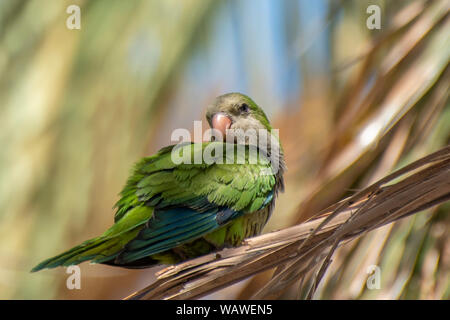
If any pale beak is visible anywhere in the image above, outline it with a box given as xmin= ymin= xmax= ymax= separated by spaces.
xmin=211 ymin=113 xmax=232 ymax=139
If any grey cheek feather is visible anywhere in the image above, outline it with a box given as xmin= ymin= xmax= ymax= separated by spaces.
xmin=232 ymin=117 xmax=265 ymax=131
xmin=227 ymin=117 xmax=266 ymax=145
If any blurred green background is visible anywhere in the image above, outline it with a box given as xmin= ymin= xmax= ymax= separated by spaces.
xmin=0 ymin=0 xmax=448 ymax=299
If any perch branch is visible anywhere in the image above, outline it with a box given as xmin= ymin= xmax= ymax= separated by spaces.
xmin=125 ymin=145 xmax=450 ymax=300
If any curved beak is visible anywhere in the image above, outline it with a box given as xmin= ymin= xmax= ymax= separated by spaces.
xmin=211 ymin=113 xmax=232 ymax=139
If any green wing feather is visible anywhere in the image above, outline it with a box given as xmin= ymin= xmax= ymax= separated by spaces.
xmin=32 ymin=142 xmax=277 ymax=271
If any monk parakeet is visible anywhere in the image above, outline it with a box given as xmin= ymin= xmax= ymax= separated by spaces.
xmin=32 ymin=93 xmax=285 ymax=271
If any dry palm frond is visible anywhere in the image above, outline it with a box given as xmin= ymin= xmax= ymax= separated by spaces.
xmin=242 ymin=0 xmax=450 ymax=300
xmin=292 ymin=0 xmax=449 ymax=223
xmin=125 ymin=145 xmax=450 ymax=300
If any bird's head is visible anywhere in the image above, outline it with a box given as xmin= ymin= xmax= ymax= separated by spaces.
xmin=206 ymin=93 xmax=285 ymax=175
xmin=206 ymin=93 xmax=274 ymax=144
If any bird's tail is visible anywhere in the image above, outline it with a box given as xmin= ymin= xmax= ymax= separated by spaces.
xmin=30 ymin=235 xmax=124 ymax=272
xmin=31 ymin=206 xmax=155 ymax=272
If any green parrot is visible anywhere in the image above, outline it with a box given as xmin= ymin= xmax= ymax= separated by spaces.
xmin=31 ymin=93 xmax=285 ymax=272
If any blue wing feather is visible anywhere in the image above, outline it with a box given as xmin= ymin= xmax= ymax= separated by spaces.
xmin=116 ymin=206 xmax=241 ymax=263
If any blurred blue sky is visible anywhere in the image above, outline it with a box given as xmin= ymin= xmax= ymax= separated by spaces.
xmin=172 ymin=0 xmax=331 ymax=122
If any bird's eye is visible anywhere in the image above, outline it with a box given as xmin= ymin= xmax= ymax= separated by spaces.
xmin=239 ymin=103 xmax=250 ymax=113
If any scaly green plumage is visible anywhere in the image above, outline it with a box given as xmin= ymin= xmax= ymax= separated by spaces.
xmin=32 ymin=93 xmax=285 ymax=272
